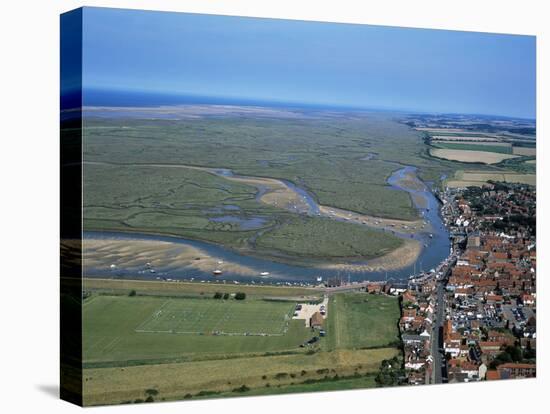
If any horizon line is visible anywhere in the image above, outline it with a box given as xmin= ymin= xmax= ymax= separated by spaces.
xmin=78 ymin=87 xmax=536 ymax=121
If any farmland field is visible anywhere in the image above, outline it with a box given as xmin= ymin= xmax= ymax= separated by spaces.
xmin=430 ymin=135 xmax=499 ymax=141
xmin=431 ymin=142 xmax=512 ymax=154
xmin=430 ymin=148 xmax=519 ymax=164
xmin=83 ymin=347 xmax=399 ymax=405
xmin=325 ymin=293 xmax=401 ymax=350
xmin=211 ymin=374 xmax=378 ymax=398
xmin=512 ymin=146 xmax=537 ymax=156
xmin=446 ymin=170 xmax=536 ymax=187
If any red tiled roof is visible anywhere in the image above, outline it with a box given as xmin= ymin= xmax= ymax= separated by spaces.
xmin=486 ymin=370 xmax=501 ymax=380
xmin=498 ymin=363 xmax=536 ymax=370
xmin=479 ymin=341 xmax=503 ymax=349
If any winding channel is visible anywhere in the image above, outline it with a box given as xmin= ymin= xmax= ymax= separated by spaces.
xmin=83 ymin=162 xmax=450 ymax=284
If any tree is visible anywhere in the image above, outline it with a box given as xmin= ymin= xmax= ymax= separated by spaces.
xmin=235 ymin=292 xmax=246 ymax=300
xmin=223 ymin=293 xmax=230 ymax=300
xmin=128 ymin=290 xmax=137 ymax=297
xmin=213 ymin=292 xmax=223 ymax=299
xmin=375 ymin=356 xmax=404 ymax=387
xmin=505 ymin=345 xmax=523 ymax=362
xmin=232 ymin=385 xmax=250 ymax=393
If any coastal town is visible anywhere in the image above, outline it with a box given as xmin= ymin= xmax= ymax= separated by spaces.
xmin=370 ymin=180 xmax=537 ymax=385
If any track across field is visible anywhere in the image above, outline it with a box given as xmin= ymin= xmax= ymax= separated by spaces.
xmin=135 ymin=298 xmax=294 ymax=336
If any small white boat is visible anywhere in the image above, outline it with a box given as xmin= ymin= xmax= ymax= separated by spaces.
xmin=260 ymin=271 xmax=270 ymax=276
xmin=213 ymin=269 xmax=223 ymax=275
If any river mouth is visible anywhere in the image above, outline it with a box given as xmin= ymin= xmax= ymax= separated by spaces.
xmin=83 ymin=163 xmax=450 ymax=284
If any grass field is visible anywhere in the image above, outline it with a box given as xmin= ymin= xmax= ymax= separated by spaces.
xmin=512 ymin=146 xmax=537 ymax=156
xmin=431 ymin=141 xmax=512 ymax=154
xmin=83 ymin=278 xmax=323 ymax=299
xmin=82 ymin=280 xmax=402 ymax=405
xmin=430 ymin=148 xmax=518 ymax=164
xmin=430 ymin=135 xmax=499 ymax=141
xmin=446 ymin=170 xmax=536 ymax=187
xmin=83 ymin=295 xmax=311 ymax=364
xmin=135 ymin=297 xmax=293 ymax=335
xmin=84 ymin=161 xmax=405 ymax=264
xmin=82 ymin=113 xmax=457 ymax=262
xmin=325 ymin=293 xmax=401 ymax=350
xmin=83 ymin=113 xmax=452 ymax=216
xmin=254 ymin=216 xmax=403 ymax=262
xmin=83 ymin=347 xmax=398 ymax=405
xmin=210 ymin=374 xmax=378 ymax=399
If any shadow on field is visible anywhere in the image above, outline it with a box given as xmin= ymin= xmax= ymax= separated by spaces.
xmin=36 ymin=384 xmax=59 ymax=399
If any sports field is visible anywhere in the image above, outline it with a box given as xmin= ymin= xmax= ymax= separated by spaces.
xmin=83 ymin=295 xmax=312 ymax=363
xmin=135 ymin=298 xmax=293 ymax=335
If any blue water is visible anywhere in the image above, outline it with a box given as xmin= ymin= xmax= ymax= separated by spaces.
xmin=387 ymin=166 xmax=450 ymax=272
xmin=82 ymin=88 xmax=365 ymax=112
xmin=84 ymin=165 xmax=450 ymax=284
xmin=282 ymin=180 xmax=320 ymax=215
xmin=209 ymin=215 xmax=267 ymax=230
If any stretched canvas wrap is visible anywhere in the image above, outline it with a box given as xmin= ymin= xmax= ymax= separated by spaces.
xmin=60 ymin=7 xmax=537 ymax=406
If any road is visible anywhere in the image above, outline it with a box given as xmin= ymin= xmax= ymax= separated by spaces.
xmin=324 ymin=281 xmax=373 ymax=295
xmin=431 ymin=258 xmax=455 ymax=384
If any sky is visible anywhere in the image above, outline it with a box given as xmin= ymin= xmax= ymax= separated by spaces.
xmin=81 ymin=7 xmax=536 ymax=118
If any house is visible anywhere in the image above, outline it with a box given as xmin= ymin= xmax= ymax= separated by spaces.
xmin=479 ymin=341 xmax=503 ymax=354
xmin=367 ymin=283 xmax=383 ymax=294
xmin=486 ymin=370 xmax=501 ymax=381
xmin=403 ymin=308 xmax=417 ymax=319
xmin=402 ymin=291 xmax=417 ymax=304
xmin=326 ymin=278 xmax=342 ymax=287
xmin=520 ymin=294 xmax=535 ymax=305
xmin=309 ymin=312 xmax=324 ymax=329
xmin=402 ymin=334 xmax=429 ymax=345
xmin=497 ymin=363 xmax=536 ymax=379
xmin=407 ymin=371 xmax=426 ymax=385
xmin=487 ymin=330 xmax=515 ymax=346
xmin=405 ymin=358 xmax=427 ymax=370
xmin=486 ymin=294 xmax=504 ymax=305
xmin=454 ymin=287 xmax=473 ymax=298
xmin=448 ymin=360 xmax=485 ymax=381
xmin=443 ymin=320 xmax=461 ymax=357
